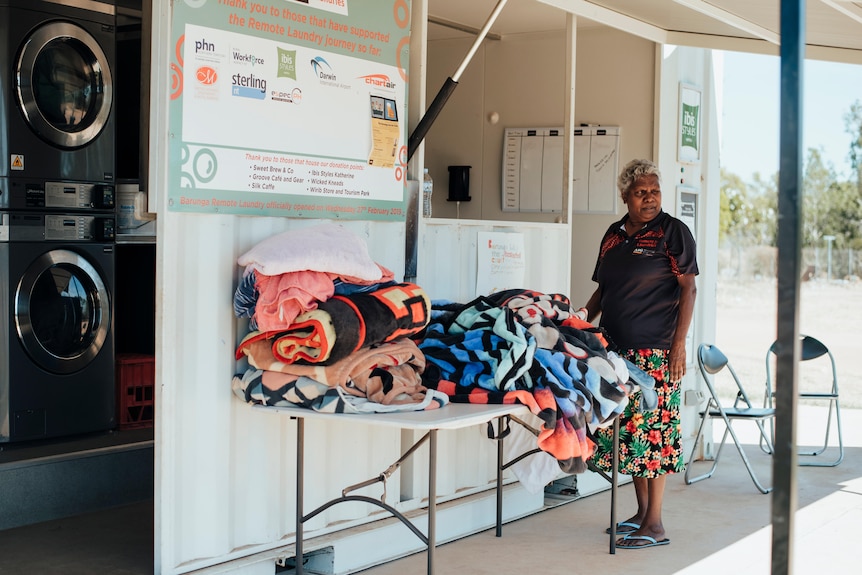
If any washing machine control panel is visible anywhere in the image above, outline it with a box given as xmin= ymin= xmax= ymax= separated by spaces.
xmin=0 ymin=213 xmax=115 ymax=242
xmin=43 ymin=182 xmax=115 ymax=210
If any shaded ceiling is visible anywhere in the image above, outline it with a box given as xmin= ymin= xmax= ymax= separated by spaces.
xmin=428 ymin=0 xmax=862 ymax=63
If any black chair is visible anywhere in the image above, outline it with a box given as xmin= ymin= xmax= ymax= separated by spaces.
xmin=685 ymin=343 xmax=775 ymax=494
xmin=764 ymin=335 xmax=844 ymax=467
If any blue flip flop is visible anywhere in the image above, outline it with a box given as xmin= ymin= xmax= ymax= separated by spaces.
xmin=605 ymin=521 xmax=640 ymax=535
xmin=617 ymin=534 xmax=671 ymax=549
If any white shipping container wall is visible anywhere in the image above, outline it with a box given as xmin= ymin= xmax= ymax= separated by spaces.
xmin=156 ymin=214 xmax=527 ymax=573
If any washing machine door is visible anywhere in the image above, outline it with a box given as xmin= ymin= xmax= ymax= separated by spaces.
xmin=14 ymin=249 xmax=111 ymax=375
xmin=15 ymin=20 xmax=113 ymax=149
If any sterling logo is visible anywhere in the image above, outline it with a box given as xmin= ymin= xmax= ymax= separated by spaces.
xmin=196 ymin=66 xmax=217 ymax=85
xmin=310 ymin=56 xmax=336 ymax=81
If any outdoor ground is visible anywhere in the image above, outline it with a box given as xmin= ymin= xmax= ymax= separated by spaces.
xmin=714 ymin=277 xmax=861 ymax=408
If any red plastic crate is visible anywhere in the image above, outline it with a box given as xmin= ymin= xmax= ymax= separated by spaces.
xmin=116 ymin=353 xmax=155 ymax=429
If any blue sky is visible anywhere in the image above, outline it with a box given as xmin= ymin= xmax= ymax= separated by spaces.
xmin=718 ymin=50 xmax=862 ymax=182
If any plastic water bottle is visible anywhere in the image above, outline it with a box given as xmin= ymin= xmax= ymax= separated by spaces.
xmin=422 ymin=168 xmax=433 ymax=217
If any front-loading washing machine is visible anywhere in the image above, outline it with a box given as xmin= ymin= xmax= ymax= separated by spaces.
xmin=0 ymin=211 xmax=116 ymax=442
xmin=0 ymin=0 xmax=116 ymax=183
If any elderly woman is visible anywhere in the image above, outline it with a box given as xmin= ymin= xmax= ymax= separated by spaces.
xmin=581 ymin=158 xmax=698 ymax=549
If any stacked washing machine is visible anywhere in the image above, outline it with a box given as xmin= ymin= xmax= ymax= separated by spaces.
xmin=0 ymin=0 xmax=117 ymax=442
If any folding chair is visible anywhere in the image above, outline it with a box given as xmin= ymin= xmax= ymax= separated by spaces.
xmin=685 ymin=343 xmax=775 ymax=494
xmin=764 ymin=335 xmax=844 ymax=467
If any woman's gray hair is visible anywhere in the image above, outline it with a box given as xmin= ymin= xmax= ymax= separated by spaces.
xmin=617 ymin=159 xmax=662 ymax=201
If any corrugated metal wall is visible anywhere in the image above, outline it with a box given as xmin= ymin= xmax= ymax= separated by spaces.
xmin=158 ymin=216 xmax=563 ymax=574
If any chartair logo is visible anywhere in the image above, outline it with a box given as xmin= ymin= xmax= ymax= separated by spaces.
xmin=310 ymin=56 xmax=336 ymax=81
xmin=359 ymin=74 xmax=396 ymax=90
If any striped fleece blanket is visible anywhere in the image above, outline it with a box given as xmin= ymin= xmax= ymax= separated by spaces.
xmin=233 ymin=338 xmax=448 ymax=413
xmin=236 ymin=283 xmax=431 ymax=366
xmin=418 ymin=289 xmax=655 ymax=474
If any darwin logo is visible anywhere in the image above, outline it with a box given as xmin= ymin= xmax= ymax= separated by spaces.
xmin=310 ymin=56 xmax=336 ymax=81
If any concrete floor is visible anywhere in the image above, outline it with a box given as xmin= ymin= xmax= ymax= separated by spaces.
xmin=0 ymin=405 xmax=857 ymax=575
xmin=359 ymin=404 xmax=860 ymax=575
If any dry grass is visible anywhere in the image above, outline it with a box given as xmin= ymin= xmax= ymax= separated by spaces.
xmin=714 ymin=277 xmax=862 ymax=408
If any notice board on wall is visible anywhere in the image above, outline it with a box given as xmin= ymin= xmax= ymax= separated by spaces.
xmin=502 ymin=127 xmax=564 ymax=213
xmin=571 ymin=126 xmax=620 ymax=214
xmin=502 ymin=126 xmax=620 ymax=214
xmin=167 ymin=0 xmax=412 ymax=221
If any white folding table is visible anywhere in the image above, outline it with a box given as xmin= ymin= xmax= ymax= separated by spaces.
xmin=254 ymin=402 xmax=621 ymax=574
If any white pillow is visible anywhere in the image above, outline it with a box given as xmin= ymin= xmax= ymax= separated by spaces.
xmin=237 ymin=223 xmax=383 ymax=280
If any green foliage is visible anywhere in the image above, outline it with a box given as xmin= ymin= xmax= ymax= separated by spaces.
xmin=719 ymin=168 xmax=777 ymax=246
xmin=721 ymin=102 xmax=862 ymax=249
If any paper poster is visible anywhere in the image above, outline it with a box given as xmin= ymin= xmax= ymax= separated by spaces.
xmin=476 ymin=232 xmax=526 ymax=296
xmin=168 ymin=0 xmax=412 ymax=221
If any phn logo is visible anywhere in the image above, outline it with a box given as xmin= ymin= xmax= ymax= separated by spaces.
xmin=194 ymin=38 xmax=215 ymax=53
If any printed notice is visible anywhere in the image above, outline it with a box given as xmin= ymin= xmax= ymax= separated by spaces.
xmin=169 ymin=1 xmax=411 ymax=221
xmin=368 ymin=95 xmax=399 ymax=168
xmin=476 ymin=232 xmax=526 ymax=296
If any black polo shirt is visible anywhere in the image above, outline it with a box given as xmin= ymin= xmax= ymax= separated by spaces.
xmin=591 ymin=210 xmax=698 ymax=350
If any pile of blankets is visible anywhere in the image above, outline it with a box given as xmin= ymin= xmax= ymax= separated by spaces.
xmin=231 ymin=223 xmax=448 ymax=413
xmin=417 ymin=289 xmax=657 ymax=474
xmin=229 ymin=223 xmax=655 ymax=474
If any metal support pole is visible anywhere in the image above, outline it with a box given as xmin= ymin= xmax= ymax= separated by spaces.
xmin=773 ymin=1 xmax=805 ymax=573
xmin=295 ymin=418 xmax=305 ymax=575
xmin=610 ymin=416 xmax=619 ymax=554
xmin=496 ymin=417 xmax=504 ymax=537
xmin=824 ymin=235 xmax=835 ymax=281
xmin=406 ymin=0 xmax=510 ymax=162
xmin=427 ymin=430 xmax=437 ymax=575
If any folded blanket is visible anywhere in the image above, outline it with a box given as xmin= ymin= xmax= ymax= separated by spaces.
xmin=233 ymin=371 xmax=448 ymax=413
xmin=253 ymin=269 xmax=335 ymax=333
xmin=236 ymin=283 xmax=431 ymax=366
xmin=232 ymin=339 xmax=448 ymax=413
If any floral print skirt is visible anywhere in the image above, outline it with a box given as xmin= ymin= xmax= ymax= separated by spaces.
xmin=591 ymin=348 xmax=684 ymax=478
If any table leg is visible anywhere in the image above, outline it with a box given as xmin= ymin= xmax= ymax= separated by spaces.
xmin=296 ymin=418 xmax=305 ymax=574
xmin=496 ymin=416 xmax=504 ymax=537
xmin=610 ymin=415 xmax=619 ymax=554
xmin=427 ymin=429 xmax=437 ymax=575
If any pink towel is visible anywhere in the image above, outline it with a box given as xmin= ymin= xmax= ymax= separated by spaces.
xmin=254 ymin=270 xmax=335 ymax=333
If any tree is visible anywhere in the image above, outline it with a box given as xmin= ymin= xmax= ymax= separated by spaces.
xmin=845 ymin=100 xmax=862 ymax=188
xmin=719 ymin=168 xmax=777 ymax=246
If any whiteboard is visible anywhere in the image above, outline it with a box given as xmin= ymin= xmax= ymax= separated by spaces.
xmin=501 ymin=127 xmax=565 ymax=213
xmin=586 ymin=127 xmax=620 ymax=214
xmin=502 ymin=126 xmax=620 ymax=214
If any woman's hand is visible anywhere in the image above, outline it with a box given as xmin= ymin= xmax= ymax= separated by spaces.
xmin=669 ymin=341 xmax=687 ymax=382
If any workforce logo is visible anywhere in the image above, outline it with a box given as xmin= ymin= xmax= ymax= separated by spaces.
xmin=232 ymin=49 xmax=265 ymax=67
xmin=277 ymin=48 xmax=297 ymax=80
xmin=310 ymin=56 xmax=336 ymax=81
